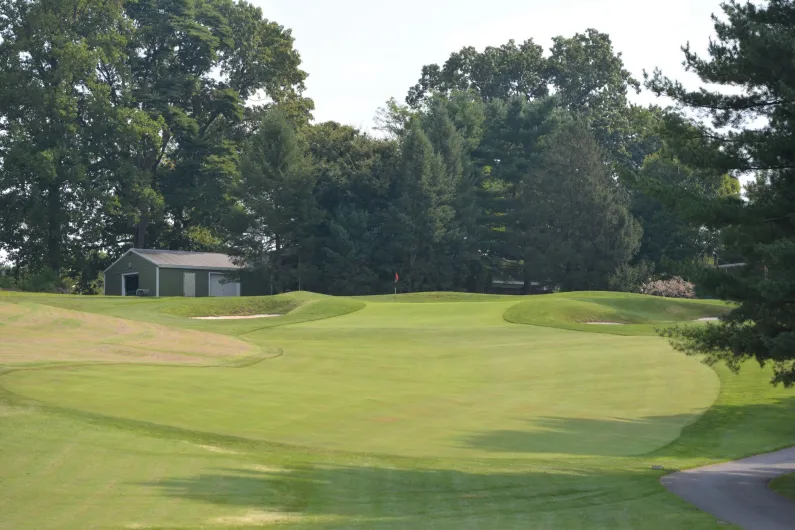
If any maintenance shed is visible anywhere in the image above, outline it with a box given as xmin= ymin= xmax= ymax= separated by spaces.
xmin=103 ymin=249 xmax=244 ymax=297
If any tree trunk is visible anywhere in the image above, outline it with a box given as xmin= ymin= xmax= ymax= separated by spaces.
xmin=47 ymin=181 xmax=61 ymax=273
xmin=135 ymin=213 xmax=148 ymax=249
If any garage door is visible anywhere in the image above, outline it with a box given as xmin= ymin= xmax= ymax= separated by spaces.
xmin=209 ymin=273 xmax=240 ymax=297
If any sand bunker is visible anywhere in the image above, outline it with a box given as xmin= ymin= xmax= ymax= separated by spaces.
xmin=696 ymin=317 xmax=720 ymax=322
xmin=191 ymin=314 xmax=281 ymax=320
xmin=0 ymin=301 xmax=254 ymax=364
xmin=584 ymin=321 xmax=623 ymax=325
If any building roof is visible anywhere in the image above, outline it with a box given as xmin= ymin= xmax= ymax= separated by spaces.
xmin=104 ymin=249 xmax=244 ymax=273
xmin=134 ymin=249 xmax=243 ymax=270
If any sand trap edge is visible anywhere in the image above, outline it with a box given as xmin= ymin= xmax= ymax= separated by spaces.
xmin=190 ymin=314 xmax=282 ymax=321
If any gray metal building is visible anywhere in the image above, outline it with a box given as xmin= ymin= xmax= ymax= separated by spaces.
xmin=103 ymin=249 xmax=244 ymax=297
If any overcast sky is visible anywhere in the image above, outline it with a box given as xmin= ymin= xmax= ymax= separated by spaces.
xmin=255 ymin=0 xmax=724 ymax=131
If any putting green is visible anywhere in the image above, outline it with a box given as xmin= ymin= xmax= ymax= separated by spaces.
xmin=2 ymin=300 xmax=719 ymax=458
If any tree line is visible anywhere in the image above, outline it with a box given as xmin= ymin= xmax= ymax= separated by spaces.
xmin=0 ymin=0 xmax=738 ymax=296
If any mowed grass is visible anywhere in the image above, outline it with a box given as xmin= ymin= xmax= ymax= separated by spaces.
xmin=505 ymin=291 xmax=731 ymax=335
xmin=771 ymin=473 xmax=795 ymax=501
xmin=1 ymin=291 xmax=794 ymax=529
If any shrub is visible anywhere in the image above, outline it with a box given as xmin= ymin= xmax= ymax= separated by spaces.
xmin=639 ymin=276 xmax=696 ymax=299
xmin=609 ymin=261 xmax=655 ymax=292
xmin=15 ymin=269 xmax=71 ymax=293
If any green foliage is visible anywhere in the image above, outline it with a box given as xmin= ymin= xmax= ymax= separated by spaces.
xmin=15 ymin=269 xmax=69 ymax=293
xmin=521 ymin=121 xmax=642 ymax=290
xmin=0 ymin=4 xmax=745 ymax=301
xmin=647 ymin=0 xmax=795 ymax=386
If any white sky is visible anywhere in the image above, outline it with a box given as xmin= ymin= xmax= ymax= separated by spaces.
xmin=255 ymin=0 xmax=724 ymax=131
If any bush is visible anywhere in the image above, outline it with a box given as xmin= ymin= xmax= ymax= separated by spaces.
xmin=15 ymin=269 xmax=71 ymax=293
xmin=638 ymin=276 xmax=696 ymax=299
xmin=609 ymin=261 xmax=655 ymax=293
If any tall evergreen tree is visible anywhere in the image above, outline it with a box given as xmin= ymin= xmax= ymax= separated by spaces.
xmin=231 ymin=110 xmax=317 ymax=293
xmin=648 ymin=0 xmax=795 ymax=385
xmin=382 ymin=121 xmax=455 ymax=291
xmin=522 ymin=121 xmax=642 ymax=290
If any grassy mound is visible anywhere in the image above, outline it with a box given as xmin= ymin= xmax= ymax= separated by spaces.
xmin=770 ymin=473 xmax=795 ymax=500
xmin=504 ymin=292 xmax=731 ymax=335
xmin=158 ymin=295 xmax=300 ymax=318
xmin=359 ymin=291 xmax=521 ymax=303
xmin=0 ymin=291 xmax=363 ymax=334
xmin=0 ymin=301 xmax=254 ymax=365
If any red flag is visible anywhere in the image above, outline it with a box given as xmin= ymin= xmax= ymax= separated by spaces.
xmin=395 ymin=272 xmax=399 ymax=283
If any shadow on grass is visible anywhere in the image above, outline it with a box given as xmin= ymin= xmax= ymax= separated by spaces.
xmin=460 ymin=396 xmax=795 ymax=459
xmin=139 ymin=463 xmax=684 ymax=529
xmin=459 ymin=414 xmax=703 ymax=456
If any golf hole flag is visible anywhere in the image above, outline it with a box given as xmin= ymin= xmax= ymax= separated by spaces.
xmin=395 ymin=272 xmax=399 ymax=283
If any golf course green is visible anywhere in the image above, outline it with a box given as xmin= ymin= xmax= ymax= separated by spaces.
xmin=1 ymin=291 xmax=794 ymax=529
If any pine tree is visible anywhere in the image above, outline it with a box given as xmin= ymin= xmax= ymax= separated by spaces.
xmin=648 ymin=0 xmax=795 ymax=385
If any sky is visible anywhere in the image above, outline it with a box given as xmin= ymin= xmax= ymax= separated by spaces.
xmin=255 ymin=0 xmax=725 ymax=132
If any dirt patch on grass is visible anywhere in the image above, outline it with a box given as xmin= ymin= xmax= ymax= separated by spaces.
xmin=249 ymin=464 xmax=289 ymax=473
xmin=0 ymin=302 xmax=254 ymax=364
xmin=188 ymin=443 xmax=241 ymax=455
xmin=212 ymin=511 xmax=302 ymax=526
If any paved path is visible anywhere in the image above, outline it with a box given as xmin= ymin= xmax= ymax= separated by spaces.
xmin=661 ymin=446 xmax=795 ymax=529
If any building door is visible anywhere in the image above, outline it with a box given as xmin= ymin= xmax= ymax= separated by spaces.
xmin=209 ymin=273 xmax=240 ymax=297
xmin=122 ymin=273 xmax=139 ymax=297
xmin=183 ymin=272 xmax=196 ymax=297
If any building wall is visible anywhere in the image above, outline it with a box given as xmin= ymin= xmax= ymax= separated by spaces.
xmin=158 ymin=268 xmax=221 ymax=297
xmin=105 ymin=272 xmax=122 ymax=296
xmin=158 ymin=268 xmax=183 ymax=297
xmin=104 ymin=252 xmax=157 ymax=296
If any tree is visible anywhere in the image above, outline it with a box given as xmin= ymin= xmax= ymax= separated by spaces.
xmin=0 ymin=0 xmax=131 ymax=273
xmin=406 ymin=39 xmax=548 ymax=107
xmin=115 ymin=0 xmax=310 ymax=250
xmin=231 ymin=110 xmax=317 ymax=293
xmin=648 ymin=0 xmax=795 ymax=385
xmin=474 ymin=96 xmax=561 ymax=291
xmin=547 ymin=29 xmax=640 ymax=162
xmin=522 ymin=122 xmax=642 ymax=290
xmin=382 ymin=121 xmax=456 ymax=291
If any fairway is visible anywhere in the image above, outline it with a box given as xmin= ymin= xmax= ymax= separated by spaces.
xmin=2 ymin=292 xmax=794 ymax=529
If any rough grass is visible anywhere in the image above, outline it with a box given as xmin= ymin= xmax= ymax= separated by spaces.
xmin=157 ymin=296 xmax=300 ymax=317
xmin=770 ymin=473 xmax=795 ymax=501
xmin=0 ymin=290 xmax=364 ymax=335
xmin=0 ymin=301 xmax=254 ymax=364
xmin=504 ymin=291 xmax=731 ymax=336
xmin=1 ymin=291 xmax=793 ymax=529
